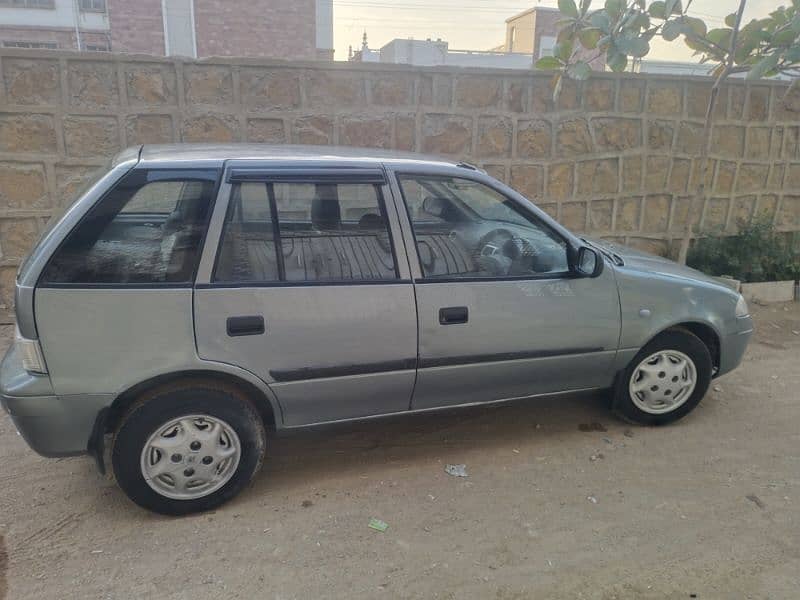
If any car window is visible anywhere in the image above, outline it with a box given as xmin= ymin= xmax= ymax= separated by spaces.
xmin=397 ymin=174 xmax=569 ymax=279
xmin=39 ymin=169 xmax=218 ymax=285
xmin=214 ymin=181 xmax=399 ymax=283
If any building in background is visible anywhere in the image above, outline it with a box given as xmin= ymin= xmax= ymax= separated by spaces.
xmin=0 ymin=0 xmax=334 ymax=60
xmin=349 ymin=34 xmax=533 ymax=69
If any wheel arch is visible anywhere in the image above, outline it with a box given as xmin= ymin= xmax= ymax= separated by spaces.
xmin=105 ymin=369 xmax=280 ymax=436
xmin=644 ymin=321 xmax=721 ymax=373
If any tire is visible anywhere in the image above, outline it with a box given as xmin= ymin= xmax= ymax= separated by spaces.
xmin=612 ymin=329 xmax=712 ymax=426
xmin=111 ymin=380 xmax=266 ymax=515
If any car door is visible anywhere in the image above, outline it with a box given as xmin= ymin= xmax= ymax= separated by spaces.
xmin=193 ymin=164 xmax=418 ymax=427
xmin=390 ymin=168 xmax=621 ymax=410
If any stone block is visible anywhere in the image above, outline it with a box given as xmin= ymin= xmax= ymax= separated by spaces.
xmin=775 ymin=82 xmax=800 ymax=120
xmin=622 ymin=156 xmax=642 ymax=192
xmin=645 ymin=156 xmax=670 ymax=190
xmin=395 ymin=115 xmax=416 ymax=151
xmin=745 ymin=127 xmax=770 ymax=159
xmin=180 ymin=113 xmax=239 ymax=143
xmin=240 ymin=68 xmax=301 ymax=109
xmin=483 ymin=164 xmax=506 ymax=183
xmin=556 ymin=79 xmax=580 ymax=111
xmin=246 ymin=119 xmax=286 ymax=143
xmin=516 ymin=119 xmax=551 ymax=159
xmin=419 ymin=74 xmax=453 ymax=107
xmin=55 ymin=165 xmax=100 ymax=207
xmin=784 ymin=126 xmax=799 ymax=159
xmin=647 ymin=120 xmax=674 ymax=151
xmin=669 ymin=158 xmax=691 ymax=193
xmin=756 ymin=194 xmax=778 ymax=220
xmin=747 ymin=87 xmax=770 ymax=121
xmin=530 ymin=79 xmax=555 ymax=113
xmin=292 ymin=115 xmax=333 ymax=145
xmin=675 ymin=121 xmax=703 ymax=155
xmin=729 ymin=86 xmax=746 ymax=119
xmin=712 ymin=125 xmax=745 ymax=158
xmin=455 ymin=76 xmax=501 ymax=109
xmin=126 ymin=114 xmax=174 ymax=145
xmin=583 ymin=79 xmax=615 ymax=111
xmin=714 ymin=161 xmax=737 ymax=194
xmin=539 ymin=203 xmax=559 ymax=219
xmin=183 ymin=65 xmax=234 ymax=105
xmin=0 ymin=218 xmax=38 ymax=259
xmin=627 ymin=237 xmax=669 ymax=257
xmin=68 ymin=60 xmax=118 ymax=109
xmin=0 ymin=163 xmax=48 ymax=209
xmin=770 ymin=127 xmax=783 ymax=159
xmin=643 ymin=194 xmax=671 ymax=232
xmin=786 ymin=163 xmax=800 ymax=188
xmin=686 ymin=83 xmax=710 ymax=119
xmin=63 ymin=116 xmax=120 ymax=158
xmin=510 ymin=165 xmax=544 ymax=200
xmin=339 ymin=116 xmax=392 ymax=149
xmin=704 ymin=197 xmax=730 ymax=230
xmin=615 ymin=197 xmax=642 ymax=231
xmin=422 ymin=114 xmax=472 ymax=155
xmin=0 ymin=113 xmax=57 ymax=154
xmin=741 ymin=280 xmax=796 ymax=304
xmin=3 ymin=58 xmax=60 ymax=105
xmin=589 ymin=199 xmax=613 ymax=230
xmin=736 ymin=163 xmax=770 ymax=193
xmin=306 ymin=71 xmax=365 ymax=107
xmin=647 ymin=82 xmax=682 ymax=116
xmin=671 ymin=196 xmax=702 ymax=231
xmin=560 ymin=201 xmax=587 ymax=231
xmin=592 ymin=117 xmax=641 ymax=151
xmin=577 ymin=158 xmax=618 ymax=196
xmin=619 ymin=79 xmax=644 ymax=112
xmin=556 ymin=118 xmax=592 ymax=158
xmin=476 ymin=116 xmax=511 ymax=158
xmin=0 ymin=267 xmax=16 ymax=308
xmin=778 ymin=195 xmax=800 ymax=228
xmin=730 ymin=195 xmax=755 ymax=229
xmin=370 ymin=74 xmax=414 ymax=105
xmin=546 ymin=162 xmax=574 ymax=201
xmin=505 ymin=79 xmax=527 ymax=112
xmin=125 ymin=63 xmax=177 ymax=106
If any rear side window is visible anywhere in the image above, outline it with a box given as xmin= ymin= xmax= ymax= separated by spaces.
xmin=40 ymin=169 xmax=219 ymax=285
xmin=214 ymin=181 xmax=398 ymax=283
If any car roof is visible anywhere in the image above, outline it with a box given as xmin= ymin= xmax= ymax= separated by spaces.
xmin=136 ymin=144 xmax=468 ymax=170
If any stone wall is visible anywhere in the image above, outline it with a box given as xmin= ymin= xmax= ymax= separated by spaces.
xmin=0 ymin=48 xmax=799 ymax=317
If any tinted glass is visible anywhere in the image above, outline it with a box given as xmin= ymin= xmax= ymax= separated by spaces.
xmin=40 ymin=169 xmax=217 ymax=285
xmin=213 ymin=181 xmax=398 ymax=283
xmin=398 ymin=175 xmax=569 ymax=279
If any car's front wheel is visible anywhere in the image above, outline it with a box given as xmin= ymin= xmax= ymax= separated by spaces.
xmin=612 ymin=329 xmax=712 ymax=425
xmin=111 ymin=380 xmax=266 ymax=515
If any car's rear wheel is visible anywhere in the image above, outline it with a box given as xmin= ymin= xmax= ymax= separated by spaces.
xmin=612 ymin=329 xmax=712 ymax=425
xmin=111 ymin=380 xmax=266 ymax=515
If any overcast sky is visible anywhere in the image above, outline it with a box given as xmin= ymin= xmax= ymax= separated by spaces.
xmin=333 ymin=0 xmax=780 ymax=62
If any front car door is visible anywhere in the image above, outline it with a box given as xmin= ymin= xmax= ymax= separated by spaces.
xmin=389 ymin=167 xmax=621 ymax=410
xmin=193 ymin=164 xmax=418 ymax=427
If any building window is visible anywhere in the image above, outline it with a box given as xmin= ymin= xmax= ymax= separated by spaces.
xmin=84 ymin=42 xmax=110 ymax=52
xmin=0 ymin=0 xmax=55 ymax=8
xmin=538 ymin=35 xmax=556 ymax=58
xmin=78 ymin=0 xmax=106 ymax=12
xmin=2 ymin=40 xmax=58 ymax=49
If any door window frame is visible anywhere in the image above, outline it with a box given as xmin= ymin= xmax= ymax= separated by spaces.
xmin=391 ymin=170 xmax=577 ymax=284
xmin=195 ymin=164 xmax=414 ymax=288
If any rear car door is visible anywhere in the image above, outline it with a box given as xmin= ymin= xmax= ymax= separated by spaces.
xmin=390 ymin=169 xmax=621 ymax=410
xmin=193 ymin=164 xmax=418 ymax=426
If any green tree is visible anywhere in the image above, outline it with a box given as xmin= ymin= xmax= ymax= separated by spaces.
xmin=539 ymin=0 xmax=800 ymax=263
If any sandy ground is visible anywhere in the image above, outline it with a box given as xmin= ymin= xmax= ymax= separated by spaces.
xmin=0 ymin=304 xmax=799 ymax=600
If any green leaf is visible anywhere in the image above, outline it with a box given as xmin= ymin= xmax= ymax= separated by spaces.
xmin=567 ymin=60 xmax=593 ymax=80
xmin=554 ymin=40 xmax=574 ymax=61
xmin=665 ymin=0 xmax=680 ymax=17
xmin=773 ymin=27 xmax=798 ymax=46
xmin=605 ymin=0 xmax=624 ymax=19
xmin=615 ymin=34 xmax=651 ymax=57
xmin=786 ymin=44 xmax=800 ymax=62
xmin=591 ymin=11 xmax=612 ymax=32
xmin=580 ymin=0 xmax=593 ymax=16
xmin=707 ymin=28 xmax=732 ymax=48
xmin=683 ymin=16 xmax=707 ymax=38
xmin=607 ymin=50 xmax=628 ymax=71
xmin=536 ymin=56 xmax=563 ymax=70
xmin=662 ymin=19 xmax=682 ymax=41
xmin=746 ymin=53 xmax=780 ymax=79
xmin=648 ymin=0 xmax=666 ymax=19
xmin=578 ymin=27 xmax=603 ymax=49
xmin=558 ymin=0 xmax=580 ymax=18
xmin=725 ymin=12 xmax=737 ymax=27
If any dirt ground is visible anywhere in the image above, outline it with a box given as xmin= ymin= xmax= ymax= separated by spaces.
xmin=1 ymin=304 xmax=799 ymax=600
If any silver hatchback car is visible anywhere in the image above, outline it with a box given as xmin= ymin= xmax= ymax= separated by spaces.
xmin=1 ymin=145 xmax=753 ymax=514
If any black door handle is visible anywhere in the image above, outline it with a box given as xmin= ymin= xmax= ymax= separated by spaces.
xmin=439 ymin=306 xmax=468 ymax=325
xmin=226 ymin=315 xmax=265 ymax=337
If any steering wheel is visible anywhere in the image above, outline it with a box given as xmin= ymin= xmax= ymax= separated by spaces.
xmin=476 ymin=229 xmax=537 ymax=276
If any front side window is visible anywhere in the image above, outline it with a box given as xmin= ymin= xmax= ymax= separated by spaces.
xmin=398 ymin=175 xmax=568 ymax=279
xmin=214 ymin=181 xmax=398 ymax=283
xmin=40 ymin=169 xmax=218 ymax=285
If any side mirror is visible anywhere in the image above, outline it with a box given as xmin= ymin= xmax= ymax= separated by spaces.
xmin=422 ymin=196 xmax=448 ymax=218
xmin=575 ymin=246 xmax=604 ymax=277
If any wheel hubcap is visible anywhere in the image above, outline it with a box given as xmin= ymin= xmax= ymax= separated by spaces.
xmin=140 ymin=415 xmax=241 ymax=500
xmin=629 ymin=350 xmax=697 ymax=415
